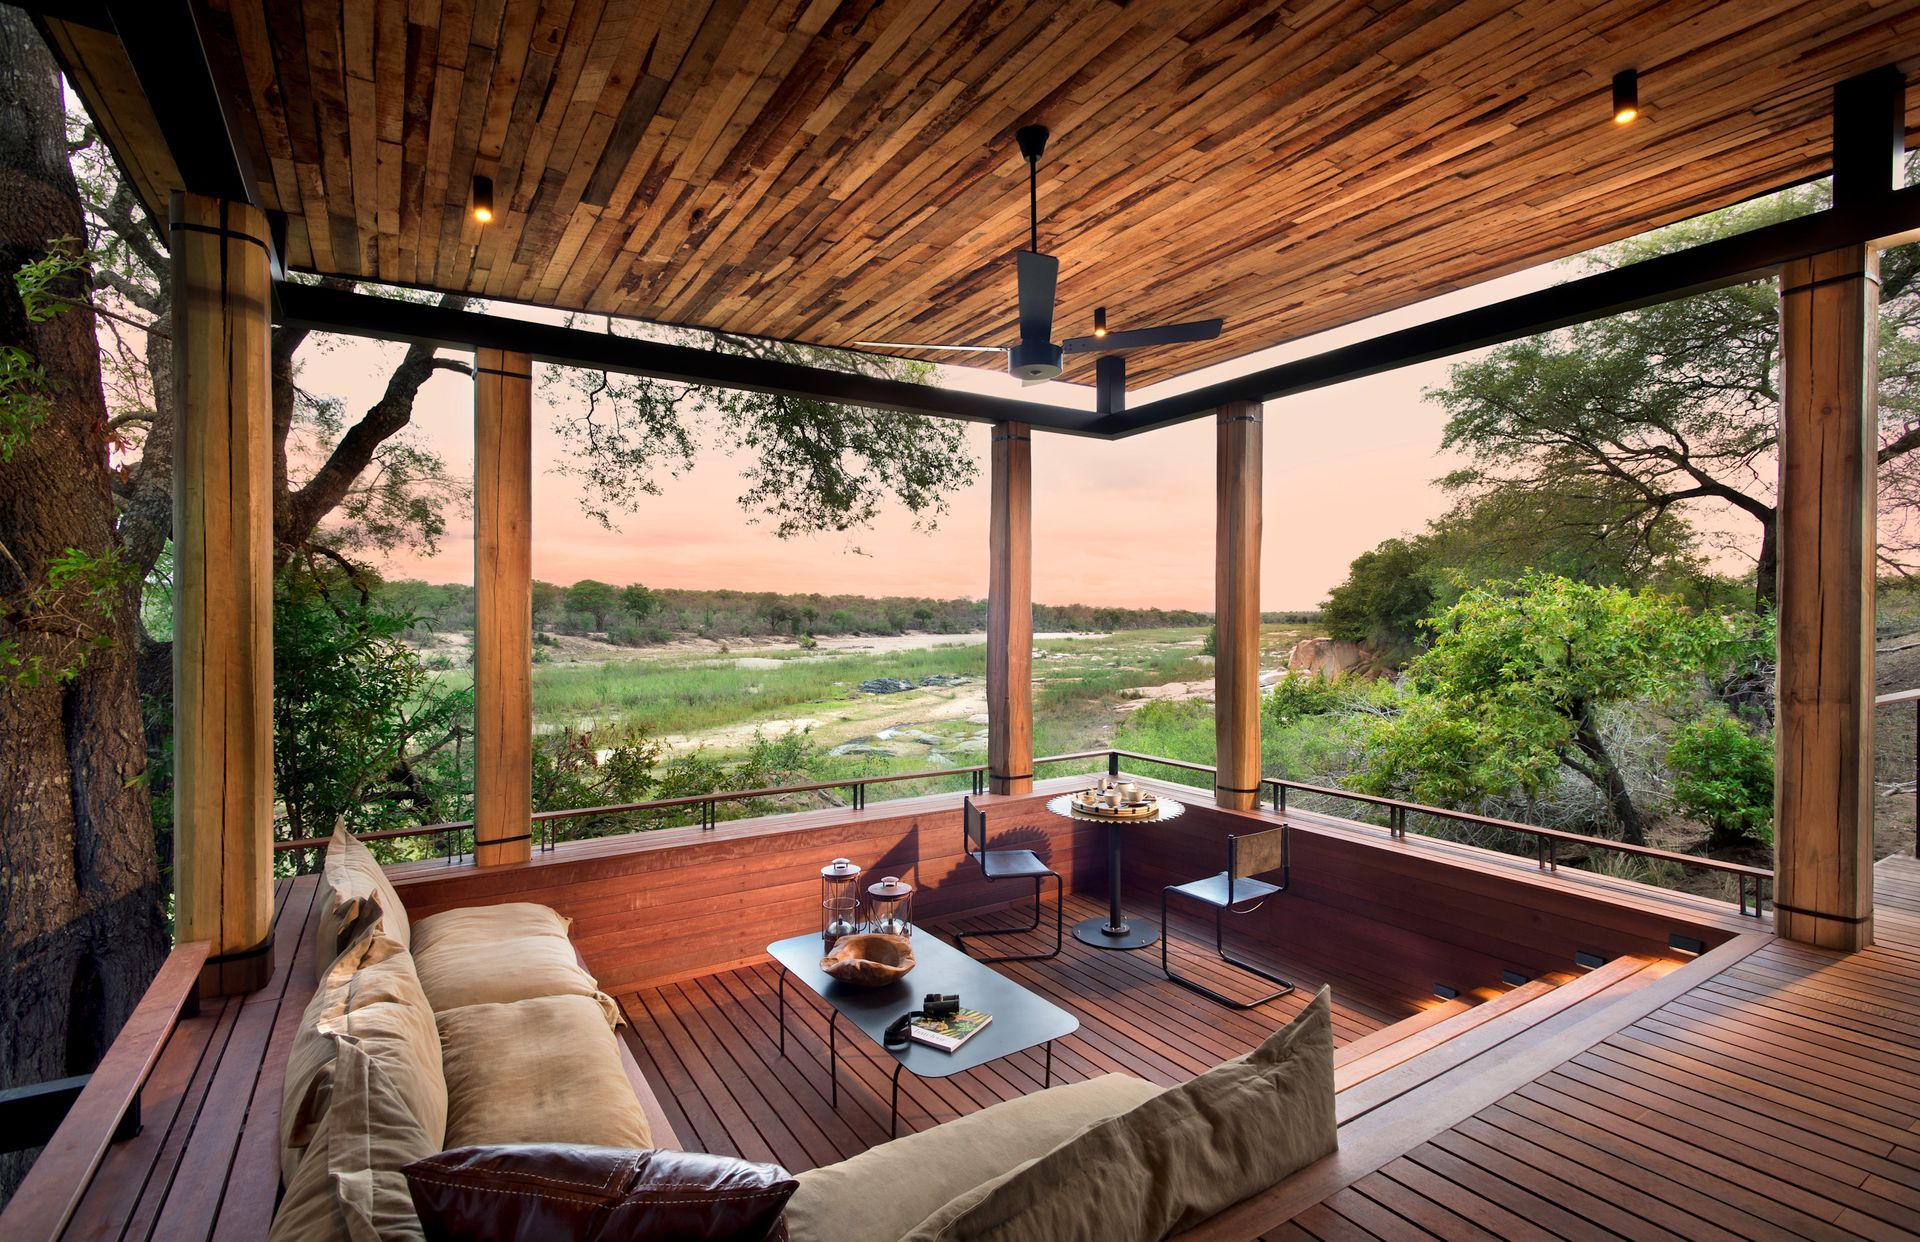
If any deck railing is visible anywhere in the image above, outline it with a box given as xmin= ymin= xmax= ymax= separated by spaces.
xmin=1878 ymin=687 xmax=1920 ymax=858
xmin=274 ymin=747 xmax=1773 ymax=915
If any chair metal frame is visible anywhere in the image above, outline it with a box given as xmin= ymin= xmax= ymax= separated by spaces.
xmin=953 ymin=796 xmax=1064 ymax=962
xmin=1160 ymin=825 xmax=1296 ymax=1009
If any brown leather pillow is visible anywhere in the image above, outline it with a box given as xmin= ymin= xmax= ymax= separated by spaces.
xmin=403 ymin=1144 xmax=795 ymax=1241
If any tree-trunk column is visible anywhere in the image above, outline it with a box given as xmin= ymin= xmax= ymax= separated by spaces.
xmin=474 ymin=348 xmax=533 ymax=866
xmin=987 ymin=422 xmax=1033 ymax=796
xmin=1775 ymin=246 xmax=1878 ymax=951
xmin=1215 ymin=402 xmax=1263 ymax=811
xmin=171 ymin=192 xmax=274 ymax=995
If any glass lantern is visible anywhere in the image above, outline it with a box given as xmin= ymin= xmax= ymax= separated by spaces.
xmin=821 ymin=858 xmax=863 ymax=944
xmin=866 ymin=876 xmax=915 ymax=938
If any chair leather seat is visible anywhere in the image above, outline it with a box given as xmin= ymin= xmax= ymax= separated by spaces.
xmin=979 ymin=848 xmax=1054 ymax=880
xmin=1167 ymin=871 xmax=1281 ymax=908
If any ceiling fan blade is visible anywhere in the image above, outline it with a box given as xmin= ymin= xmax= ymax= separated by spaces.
xmin=1016 ymin=250 xmax=1058 ymax=344
xmin=854 ymin=340 xmax=1008 ymax=354
xmin=1062 ymin=317 xmax=1224 ymax=353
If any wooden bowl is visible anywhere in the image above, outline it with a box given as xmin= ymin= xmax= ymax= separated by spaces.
xmin=820 ymin=933 xmax=915 ymax=987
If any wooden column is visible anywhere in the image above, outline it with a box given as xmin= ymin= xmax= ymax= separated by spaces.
xmin=171 ymin=192 xmax=274 ymax=995
xmin=987 ymin=422 xmax=1033 ymax=795
xmin=1774 ymin=246 xmax=1878 ymax=950
xmin=474 ymin=348 xmax=533 ymax=866
xmin=1215 ymin=402 xmax=1263 ymax=811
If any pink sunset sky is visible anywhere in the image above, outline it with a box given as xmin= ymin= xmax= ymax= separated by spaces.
xmin=318 ymin=262 xmax=1600 ymax=612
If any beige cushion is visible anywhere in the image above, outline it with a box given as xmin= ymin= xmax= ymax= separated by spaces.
xmin=437 ymin=995 xmax=653 ymax=1149
xmin=267 ymin=1111 xmax=349 ymax=1242
xmin=410 ymin=902 xmax=570 ymax=954
xmin=413 ymin=924 xmax=620 ymax=1027
xmin=268 ymin=1043 xmax=436 ymax=1242
xmin=281 ymin=930 xmax=412 ymax=1181
xmin=786 ymin=1074 xmax=1163 ymax=1242
xmin=317 ymin=824 xmax=411 ymax=977
xmin=328 ymin=1040 xmax=432 ymax=1242
xmin=904 ymin=987 xmax=1339 ymax=1241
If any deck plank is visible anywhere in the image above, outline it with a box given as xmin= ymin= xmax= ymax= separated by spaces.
xmin=616 ymin=891 xmax=1403 ymax=1168
xmin=1242 ymin=853 xmax=1920 ymax=1242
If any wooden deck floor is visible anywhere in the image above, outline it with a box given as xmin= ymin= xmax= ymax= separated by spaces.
xmin=618 ymin=890 xmax=1421 ymax=1170
xmin=51 ymin=873 xmax=325 ymax=1242
xmin=1252 ymin=854 xmax=1920 ymax=1241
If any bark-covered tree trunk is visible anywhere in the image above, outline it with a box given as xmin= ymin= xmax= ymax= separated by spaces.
xmin=0 ymin=12 xmax=167 ymax=1201
xmin=1570 ymin=702 xmax=1646 ymax=846
xmin=1754 ymin=512 xmax=1778 ymax=612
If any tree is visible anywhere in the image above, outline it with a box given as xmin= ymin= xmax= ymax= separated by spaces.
xmin=1432 ymin=184 xmax=1920 ymax=609
xmin=1320 ymin=488 xmax=1717 ymax=665
xmin=1321 ymin=538 xmax=1436 ymax=658
xmin=565 ymin=580 xmax=620 ymax=631
xmin=273 ymin=570 xmax=470 ymax=841
xmin=1353 ymin=574 xmax=1739 ymax=844
xmin=0 ymin=15 xmax=166 ymax=1196
xmin=619 ymin=582 xmax=659 ymax=621
xmin=1667 ymin=709 xmax=1774 ymax=848
xmin=548 ymin=317 xmax=971 ymax=540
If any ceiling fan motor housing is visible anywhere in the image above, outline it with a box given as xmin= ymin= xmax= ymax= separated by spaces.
xmin=1008 ymin=338 xmax=1063 ymax=381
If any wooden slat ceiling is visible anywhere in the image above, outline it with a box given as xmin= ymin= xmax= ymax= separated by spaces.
xmin=54 ymin=1 xmax=1920 ymax=386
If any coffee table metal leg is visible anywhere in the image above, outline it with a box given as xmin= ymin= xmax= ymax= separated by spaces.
xmin=890 ymin=1062 xmax=904 ymax=1139
xmin=777 ymin=970 xmax=786 ymax=1056
xmin=829 ymin=1011 xmax=838 ymax=1106
xmin=1045 ymin=1040 xmax=1053 ymax=1087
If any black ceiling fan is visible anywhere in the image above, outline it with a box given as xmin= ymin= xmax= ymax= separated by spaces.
xmin=856 ymin=125 xmax=1223 ymax=411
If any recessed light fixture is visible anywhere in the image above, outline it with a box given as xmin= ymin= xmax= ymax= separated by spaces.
xmin=1433 ymin=983 xmax=1461 ymax=1000
xmin=472 ymin=175 xmax=495 ymax=224
xmin=1612 ymin=69 xmax=1639 ymax=125
xmin=1093 ymin=306 xmax=1108 ymax=338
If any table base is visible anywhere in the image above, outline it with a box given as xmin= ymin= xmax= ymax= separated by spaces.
xmin=1071 ymin=914 xmax=1159 ymax=950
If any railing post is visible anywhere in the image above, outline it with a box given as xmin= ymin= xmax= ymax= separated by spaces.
xmin=1107 ymin=751 xmax=1121 ymax=778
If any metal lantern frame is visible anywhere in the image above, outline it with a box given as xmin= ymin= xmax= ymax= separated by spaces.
xmin=821 ymin=858 xmax=863 ymax=942
xmin=867 ymin=874 xmax=915 ymax=938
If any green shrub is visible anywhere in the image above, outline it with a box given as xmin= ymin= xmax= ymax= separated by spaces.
xmin=1668 ymin=710 xmax=1774 ymax=847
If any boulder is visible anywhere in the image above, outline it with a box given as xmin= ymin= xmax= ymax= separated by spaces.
xmin=1285 ymin=637 xmax=1382 ymax=680
xmin=858 ymin=677 xmax=918 ymax=694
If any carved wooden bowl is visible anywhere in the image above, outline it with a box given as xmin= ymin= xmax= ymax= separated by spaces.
xmin=820 ymin=933 xmax=915 ymax=987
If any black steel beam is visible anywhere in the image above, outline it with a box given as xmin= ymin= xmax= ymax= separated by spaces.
xmin=1104 ymin=180 xmax=1920 ymax=437
xmin=101 ymin=0 xmax=258 ymax=205
xmin=273 ymin=282 xmax=1105 ymax=435
xmin=1832 ymin=67 xmax=1906 ymax=209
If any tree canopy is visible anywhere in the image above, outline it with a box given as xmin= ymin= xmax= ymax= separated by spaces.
xmin=1432 ymin=182 xmax=1920 ymax=608
xmin=1353 ymin=574 xmax=1748 ymax=844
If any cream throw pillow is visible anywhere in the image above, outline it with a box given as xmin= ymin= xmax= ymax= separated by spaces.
xmin=437 ymin=995 xmax=653 ymax=1149
xmin=904 ymin=987 xmax=1339 ymax=1242
xmin=317 ymin=823 xmax=411 ymax=978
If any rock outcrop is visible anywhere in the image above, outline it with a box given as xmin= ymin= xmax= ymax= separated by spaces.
xmin=1285 ymin=637 xmax=1383 ymax=680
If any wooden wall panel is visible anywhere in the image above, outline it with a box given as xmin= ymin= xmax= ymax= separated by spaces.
xmin=473 ymin=347 xmax=533 ymax=867
xmin=1213 ymin=403 xmax=1262 ymax=810
xmin=171 ymin=192 xmax=274 ymax=996
xmin=1775 ymin=246 xmax=1879 ymax=951
xmin=1120 ymin=796 xmax=1743 ymax=1003
xmin=987 ymin=422 xmax=1032 ymax=795
xmin=389 ymin=777 xmax=1746 ymax=1000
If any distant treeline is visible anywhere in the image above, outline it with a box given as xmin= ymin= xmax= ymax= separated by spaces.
xmin=374 ymin=578 xmax=1318 ymax=646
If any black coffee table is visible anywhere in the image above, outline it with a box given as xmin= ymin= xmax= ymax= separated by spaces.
xmin=768 ymin=932 xmax=1078 ymax=1136
xmin=1046 ymin=793 xmax=1186 ymax=949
